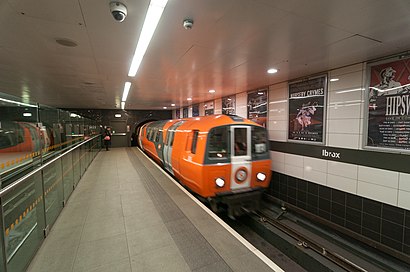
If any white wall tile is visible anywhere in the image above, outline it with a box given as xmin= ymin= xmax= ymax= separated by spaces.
xmin=399 ymin=173 xmax=410 ymax=192
xmin=327 ymin=161 xmax=358 ymax=180
xmin=236 ymin=92 xmax=247 ymax=118
xmin=304 ymin=169 xmax=327 ymax=186
xmin=270 ymin=151 xmax=285 ymax=164
xmin=272 ymin=161 xmax=285 ymax=173
xmin=172 ymin=110 xmax=176 ymax=119
xmin=327 ymin=133 xmax=360 ymax=149
xmin=268 ymin=120 xmax=287 ymax=131
xmin=398 ymin=190 xmax=410 ymax=210
xmin=284 ymin=164 xmax=303 ymax=179
xmin=327 ymin=174 xmax=357 ymax=194
xmin=269 ymin=101 xmax=287 ymax=120
xmin=269 ymin=82 xmax=288 ymax=100
xmin=328 ymin=103 xmax=361 ymax=120
xmin=357 ymin=181 xmax=397 ymax=206
xmin=304 ymin=157 xmax=327 ymax=172
xmin=214 ymin=98 xmax=222 ymax=114
xmin=327 ymin=119 xmax=360 ymax=134
xmin=199 ymin=103 xmax=205 ymax=116
xmin=328 ymin=71 xmax=363 ymax=92
xmin=268 ymin=130 xmax=287 ymax=141
xmin=358 ymin=166 xmax=399 ymax=189
xmin=188 ymin=106 xmax=193 ymax=117
xmin=284 ymin=153 xmax=303 ymax=167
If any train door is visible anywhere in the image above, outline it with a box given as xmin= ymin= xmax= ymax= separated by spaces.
xmin=163 ymin=121 xmax=184 ymax=174
xmin=230 ymin=126 xmax=252 ymax=190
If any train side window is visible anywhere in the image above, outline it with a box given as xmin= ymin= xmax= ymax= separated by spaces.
xmin=191 ymin=130 xmax=199 ymax=154
xmin=155 ymin=130 xmax=162 ymax=142
xmin=207 ymin=127 xmax=228 ymax=159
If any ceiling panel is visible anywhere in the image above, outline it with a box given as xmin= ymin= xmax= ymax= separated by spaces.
xmin=0 ymin=0 xmax=410 ymax=110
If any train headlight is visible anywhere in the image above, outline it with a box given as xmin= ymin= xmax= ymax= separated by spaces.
xmin=256 ymin=172 xmax=266 ymax=182
xmin=215 ymin=178 xmax=225 ymax=188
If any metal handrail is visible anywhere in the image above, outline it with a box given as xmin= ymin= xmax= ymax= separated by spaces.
xmin=0 ymin=134 xmax=101 ymax=198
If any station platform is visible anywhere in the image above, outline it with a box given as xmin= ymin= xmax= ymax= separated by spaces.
xmin=26 ymin=147 xmax=282 ymax=272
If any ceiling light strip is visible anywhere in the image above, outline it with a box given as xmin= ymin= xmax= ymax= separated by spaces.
xmin=128 ymin=0 xmax=169 ymax=77
xmin=122 ymin=82 xmax=131 ymax=101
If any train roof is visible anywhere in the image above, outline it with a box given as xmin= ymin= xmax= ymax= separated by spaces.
xmin=173 ymin=114 xmax=264 ymax=131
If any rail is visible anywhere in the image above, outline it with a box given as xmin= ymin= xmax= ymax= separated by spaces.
xmin=0 ymin=135 xmax=100 ymax=198
xmin=253 ymin=210 xmax=368 ymax=272
xmin=0 ymin=134 xmax=101 ymax=272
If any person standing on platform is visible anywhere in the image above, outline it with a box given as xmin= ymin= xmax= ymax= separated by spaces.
xmin=103 ymin=127 xmax=112 ymax=151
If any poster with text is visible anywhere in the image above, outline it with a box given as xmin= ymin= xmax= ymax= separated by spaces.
xmin=222 ymin=95 xmax=236 ymax=115
xmin=183 ymin=107 xmax=188 ymax=118
xmin=192 ymin=104 xmax=199 ymax=117
xmin=204 ymin=101 xmax=214 ymax=116
xmin=367 ymin=57 xmax=410 ymax=150
xmin=175 ymin=109 xmax=180 ymax=119
xmin=288 ymin=75 xmax=326 ymax=143
xmin=247 ymin=89 xmax=267 ymax=127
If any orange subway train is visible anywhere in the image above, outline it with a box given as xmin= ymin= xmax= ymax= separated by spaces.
xmin=138 ymin=114 xmax=271 ymax=217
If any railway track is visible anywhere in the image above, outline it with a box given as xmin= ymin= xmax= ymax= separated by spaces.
xmin=252 ymin=209 xmax=368 ymax=272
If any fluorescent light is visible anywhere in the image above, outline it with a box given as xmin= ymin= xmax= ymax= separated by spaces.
xmin=209 ymin=89 xmax=215 ymax=93
xmin=0 ymin=98 xmax=37 ymax=108
xmin=267 ymin=68 xmax=278 ymax=74
xmin=330 ymin=78 xmax=339 ymax=82
xmin=23 ymin=112 xmax=32 ymax=117
xmin=122 ymin=82 xmax=131 ymax=101
xmin=163 ymin=106 xmax=167 ymax=109
xmin=121 ymin=101 xmax=125 ymax=109
xmin=128 ymin=0 xmax=169 ymax=77
xmin=115 ymin=114 xmax=122 ymax=118
xmin=187 ymin=98 xmax=192 ymax=101
xmin=171 ymin=103 xmax=175 ymax=106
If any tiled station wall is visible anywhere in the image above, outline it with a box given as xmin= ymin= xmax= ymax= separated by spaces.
xmin=173 ymin=62 xmax=410 ymax=256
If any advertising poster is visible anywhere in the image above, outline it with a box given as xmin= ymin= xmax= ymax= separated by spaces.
xmin=222 ymin=95 xmax=236 ymax=115
xmin=248 ymin=89 xmax=267 ymax=127
xmin=288 ymin=75 xmax=326 ymax=143
xmin=175 ymin=109 xmax=180 ymax=119
xmin=192 ymin=104 xmax=199 ymax=117
xmin=183 ymin=107 xmax=188 ymax=118
xmin=204 ymin=101 xmax=214 ymax=116
xmin=367 ymin=57 xmax=410 ymax=150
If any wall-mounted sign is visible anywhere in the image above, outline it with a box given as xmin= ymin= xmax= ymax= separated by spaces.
xmin=247 ymin=89 xmax=267 ymax=127
xmin=222 ymin=95 xmax=236 ymax=115
xmin=288 ymin=75 xmax=327 ymax=143
xmin=367 ymin=57 xmax=410 ymax=150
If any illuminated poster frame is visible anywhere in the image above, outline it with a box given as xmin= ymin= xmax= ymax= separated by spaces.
xmin=222 ymin=95 xmax=236 ymax=115
xmin=288 ymin=75 xmax=327 ymax=144
xmin=365 ymin=56 xmax=410 ymax=151
xmin=192 ymin=104 xmax=199 ymax=117
xmin=204 ymin=101 xmax=214 ymax=116
xmin=247 ymin=89 xmax=268 ymax=127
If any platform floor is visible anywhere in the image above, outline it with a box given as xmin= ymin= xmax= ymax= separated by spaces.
xmin=27 ymin=147 xmax=282 ymax=272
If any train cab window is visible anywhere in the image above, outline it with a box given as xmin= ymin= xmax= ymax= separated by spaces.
xmin=207 ymin=127 xmax=228 ymax=159
xmin=191 ymin=130 xmax=199 ymax=154
xmin=234 ymin=128 xmax=248 ymax=156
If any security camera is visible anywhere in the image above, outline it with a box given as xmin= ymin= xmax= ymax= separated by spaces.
xmin=110 ymin=2 xmax=127 ymax=22
xmin=183 ymin=19 xmax=193 ymax=30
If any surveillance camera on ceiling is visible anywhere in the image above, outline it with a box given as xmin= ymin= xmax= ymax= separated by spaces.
xmin=110 ymin=2 xmax=127 ymax=22
xmin=183 ymin=19 xmax=193 ymax=30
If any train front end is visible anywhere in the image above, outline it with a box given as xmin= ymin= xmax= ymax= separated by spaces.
xmin=204 ymin=123 xmax=271 ymax=217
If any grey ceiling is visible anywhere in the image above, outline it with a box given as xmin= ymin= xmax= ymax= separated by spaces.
xmin=1 ymin=0 xmax=410 ymax=110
